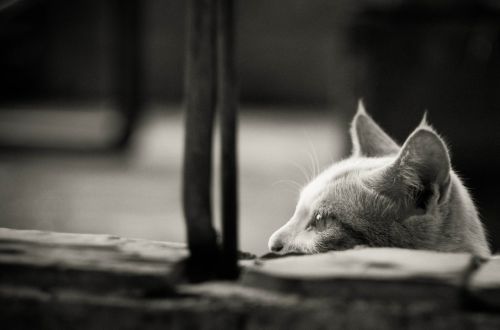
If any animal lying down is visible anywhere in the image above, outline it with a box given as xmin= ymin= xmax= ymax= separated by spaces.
xmin=268 ymin=102 xmax=490 ymax=258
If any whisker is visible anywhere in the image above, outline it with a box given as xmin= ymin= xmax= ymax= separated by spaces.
xmin=305 ymin=151 xmax=317 ymax=178
xmin=304 ymin=132 xmax=321 ymax=177
xmin=280 ymin=187 xmax=301 ymax=195
xmin=272 ymin=179 xmax=302 ymax=192
xmin=289 ymin=160 xmax=312 ymax=183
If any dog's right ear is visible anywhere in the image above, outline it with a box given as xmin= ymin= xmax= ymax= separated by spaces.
xmin=350 ymin=101 xmax=399 ymax=157
xmin=385 ymin=118 xmax=452 ymax=205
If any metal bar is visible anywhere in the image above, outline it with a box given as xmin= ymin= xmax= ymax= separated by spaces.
xmin=183 ymin=0 xmax=219 ymax=281
xmin=218 ymin=0 xmax=239 ymax=279
xmin=113 ymin=0 xmax=143 ymax=150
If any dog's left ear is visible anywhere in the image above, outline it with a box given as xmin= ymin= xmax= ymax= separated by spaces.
xmin=386 ymin=117 xmax=452 ymax=205
xmin=350 ymin=101 xmax=399 ymax=157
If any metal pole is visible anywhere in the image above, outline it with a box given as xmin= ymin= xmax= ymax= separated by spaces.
xmin=218 ymin=0 xmax=239 ymax=279
xmin=113 ymin=0 xmax=143 ymax=150
xmin=183 ymin=0 xmax=219 ymax=281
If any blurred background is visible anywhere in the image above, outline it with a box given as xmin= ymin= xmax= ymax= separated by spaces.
xmin=0 ymin=0 xmax=499 ymax=255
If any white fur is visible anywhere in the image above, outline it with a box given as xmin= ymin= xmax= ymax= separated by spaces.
xmin=268 ymin=104 xmax=490 ymax=257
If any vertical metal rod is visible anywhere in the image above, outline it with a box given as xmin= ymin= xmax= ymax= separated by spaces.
xmin=113 ymin=0 xmax=143 ymax=150
xmin=218 ymin=0 xmax=239 ymax=279
xmin=183 ymin=0 xmax=219 ymax=281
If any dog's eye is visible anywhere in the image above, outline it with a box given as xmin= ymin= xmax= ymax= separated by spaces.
xmin=315 ymin=213 xmax=335 ymax=222
xmin=311 ymin=212 xmax=335 ymax=231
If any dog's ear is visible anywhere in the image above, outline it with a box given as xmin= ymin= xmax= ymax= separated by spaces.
xmin=350 ymin=101 xmax=399 ymax=157
xmin=382 ymin=116 xmax=452 ymax=206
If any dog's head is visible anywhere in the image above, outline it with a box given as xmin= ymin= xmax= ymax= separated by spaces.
xmin=268 ymin=102 xmax=451 ymax=254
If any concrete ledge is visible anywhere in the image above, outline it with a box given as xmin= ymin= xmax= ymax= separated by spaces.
xmin=242 ymin=248 xmax=475 ymax=304
xmin=0 ymin=228 xmax=187 ymax=296
xmin=2 ymin=283 xmax=500 ymax=330
xmin=1 ymin=227 xmax=500 ymax=329
xmin=469 ymin=256 xmax=500 ymax=309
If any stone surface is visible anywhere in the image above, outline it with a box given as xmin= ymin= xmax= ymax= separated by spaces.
xmin=242 ymin=248 xmax=475 ymax=302
xmin=0 ymin=228 xmax=187 ymax=296
xmin=2 ymin=228 xmax=500 ymax=329
xmin=468 ymin=255 xmax=500 ymax=309
xmin=2 ymin=281 xmax=500 ymax=330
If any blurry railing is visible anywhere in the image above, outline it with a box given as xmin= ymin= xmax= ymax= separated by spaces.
xmin=182 ymin=0 xmax=239 ymax=281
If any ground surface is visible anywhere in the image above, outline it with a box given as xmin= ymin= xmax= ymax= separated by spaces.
xmin=0 ymin=104 xmax=346 ymax=255
xmin=2 ymin=228 xmax=500 ymax=330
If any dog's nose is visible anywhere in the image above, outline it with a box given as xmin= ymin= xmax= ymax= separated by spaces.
xmin=270 ymin=240 xmax=284 ymax=253
xmin=269 ymin=226 xmax=290 ymax=254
